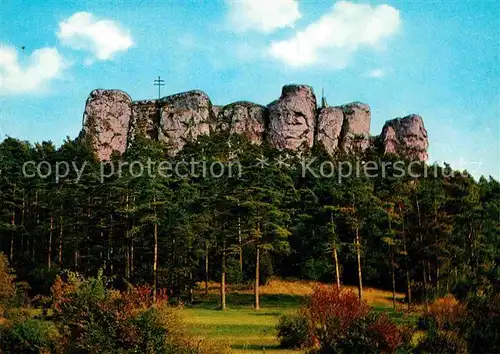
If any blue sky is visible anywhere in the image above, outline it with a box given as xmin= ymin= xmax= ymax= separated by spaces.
xmin=1 ymin=0 xmax=498 ymax=179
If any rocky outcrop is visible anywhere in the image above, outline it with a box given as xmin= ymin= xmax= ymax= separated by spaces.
xmin=81 ymin=89 xmax=132 ymax=160
xmin=339 ymin=102 xmax=371 ymax=151
xmin=267 ymin=85 xmax=317 ymax=151
xmin=381 ymin=114 xmax=428 ymax=161
xmin=81 ymin=84 xmax=428 ymax=161
xmin=158 ymin=90 xmax=212 ymax=154
xmin=129 ymin=100 xmax=160 ymax=142
xmin=316 ymin=107 xmax=344 ymax=155
xmin=218 ymin=101 xmax=266 ymax=144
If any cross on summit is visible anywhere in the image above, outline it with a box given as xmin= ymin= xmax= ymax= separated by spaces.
xmin=153 ymin=76 xmax=165 ymax=100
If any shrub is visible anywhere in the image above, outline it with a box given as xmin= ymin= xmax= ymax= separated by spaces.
xmin=417 ymin=292 xmax=500 ymax=354
xmin=311 ymin=312 xmax=410 ymax=354
xmin=414 ymin=330 xmax=468 ymax=354
xmin=461 ymin=292 xmax=500 ymax=354
xmin=0 ymin=253 xmax=15 ymax=310
xmin=48 ymin=271 xmax=220 ymax=353
xmin=301 ymin=286 xmax=410 ymax=353
xmin=0 ymin=318 xmax=63 ymax=354
xmin=277 ymin=313 xmax=309 ymax=349
xmin=307 ymin=285 xmax=370 ymax=332
xmin=419 ymin=295 xmax=465 ymax=331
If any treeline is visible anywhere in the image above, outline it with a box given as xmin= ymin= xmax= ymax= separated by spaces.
xmin=0 ymin=133 xmax=498 ymax=309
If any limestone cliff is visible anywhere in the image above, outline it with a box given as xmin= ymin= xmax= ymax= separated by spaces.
xmin=381 ymin=114 xmax=429 ymax=161
xmin=80 ymin=84 xmax=429 ymax=161
xmin=81 ymin=89 xmax=132 ymax=161
xmin=267 ymin=85 xmax=317 ymax=151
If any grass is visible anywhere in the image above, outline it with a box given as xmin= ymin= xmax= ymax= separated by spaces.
xmin=183 ymin=279 xmax=419 ymax=353
xmin=0 ymin=279 xmax=419 ymax=353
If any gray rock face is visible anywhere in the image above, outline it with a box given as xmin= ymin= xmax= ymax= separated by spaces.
xmin=381 ymin=114 xmax=429 ymax=161
xmin=81 ymin=84 xmax=429 ymax=161
xmin=211 ymin=105 xmax=223 ymax=119
xmin=158 ymin=90 xmax=212 ymax=154
xmin=316 ymin=106 xmax=344 ymax=155
xmin=267 ymin=84 xmax=317 ymax=150
xmin=129 ymin=100 xmax=160 ymax=143
xmin=219 ymin=101 xmax=266 ymax=144
xmin=82 ymin=89 xmax=132 ymax=160
xmin=339 ymin=102 xmax=371 ymax=151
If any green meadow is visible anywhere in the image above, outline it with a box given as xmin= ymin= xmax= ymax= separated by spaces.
xmin=183 ymin=280 xmax=419 ymax=353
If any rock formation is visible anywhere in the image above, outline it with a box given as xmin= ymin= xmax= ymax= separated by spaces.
xmin=316 ymin=106 xmax=344 ymax=155
xmin=129 ymin=99 xmax=160 ymax=141
xmin=80 ymin=84 xmax=429 ymax=161
xmin=381 ymin=114 xmax=429 ymax=161
xmin=267 ymin=85 xmax=317 ymax=150
xmin=81 ymin=89 xmax=132 ymax=160
xmin=157 ymin=90 xmax=212 ymax=155
xmin=339 ymin=102 xmax=371 ymax=151
xmin=216 ymin=101 xmax=266 ymax=144
xmin=315 ymin=102 xmax=372 ymax=155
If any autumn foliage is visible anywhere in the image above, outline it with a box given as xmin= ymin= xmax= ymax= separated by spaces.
xmin=278 ymin=285 xmax=411 ymax=353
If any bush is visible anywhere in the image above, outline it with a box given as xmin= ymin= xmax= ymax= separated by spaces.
xmin=0 ymin=318 xmax=63 ymax=354
xmin=311 ymin=312 xmax=410 ymax=354
xmin=418 ymin=295 xmax=465 ymax=331
xmin=0 ymin=253 xmax=15 ymax=310
xmin=301 ymin=286 xmax=410 ymax=353
xmin=277 ymin=314 xmax=309 ymax=349
xmin=461 ymin=292 xmax=500 ymax=354
xmin=418 ymin=292 xmax=500 ymax=354
xmin=48 ymin=270 xmax=223 ymax=353
xmin=414 ymin=330 xmax=468 ymax=354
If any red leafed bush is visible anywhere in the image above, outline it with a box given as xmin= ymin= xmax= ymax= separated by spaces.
xmin=368 ymin=312 xmax=408 ymax=352
xmin=278 ymin=286 xmax=411 ymax=353
xmin=306 ymin=285 xmax=370 ymax=330
xmin=123 ymin=285 xmax=169 ymax=309
xmin=426 ymin=295 xmax=466 ymax=330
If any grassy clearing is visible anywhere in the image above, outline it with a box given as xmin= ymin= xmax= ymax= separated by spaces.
xmin=183 ymin=279 xmax=418 ymax=353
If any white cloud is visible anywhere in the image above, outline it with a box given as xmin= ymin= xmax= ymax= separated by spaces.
xmin=227 ymin=0 xmax=301 ymax=33
xmin=366 ymin=68 xmax=385 ymax=78
xmin=57 ymin=12 xmax=133 ymax=61
xmin=0 ymin=44 xmax=65 ymax=95
xmin=269 ymin=1 xmax=401 ymax=67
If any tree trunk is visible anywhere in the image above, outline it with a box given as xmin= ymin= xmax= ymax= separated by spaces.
xmin=220 ymin=247 xmax=226 ymax=310
xmin=33 ymin=190 xmax=39 ymax=262
xmin=10 ymin=184 xmax=16 ymax=262
xmin=153 ymin=197 xmax=158 ymax=304
xmin=333 ymin=247 xmax=341 ymax=290
xmin=401 ymin=214 xmax=412 ymax=310
xmin=391 ymin=245 xmax=396 ymax=310
xmin=125 ymin=194 xmax=130 ymax=280
xmin=188 ymin=270 xmax=194 ymax=304
xmin=21 ymin=195 xmax=25 ymax=256
xmin=86 ymin=196 xmax=91 ymax=273
xmin=355 ymin=227 xmax=363 ymax=301
xmin=108 ymin=214 xmax=114 ymax=275
xmin=238 ymin=208 xmax=243 ymax=276
xmin=48 ymin=216 xmax=53 ymax=268
xmin=58 ymin=215 xmax=63 ymax=266
xmin=331 ymin=211 xmax=341 ymax=289
xmin=205 ymin=242 xmax=209 ymax=295
xmin=255 ymin=245 xmax=260 ymax=310
xmin=125 ymin=244 xmax=130 ymax=280
xmin=416 ymin=197 xmax=428 ymax=311
xmin=131 ymin=239 xmax=134 ymax=278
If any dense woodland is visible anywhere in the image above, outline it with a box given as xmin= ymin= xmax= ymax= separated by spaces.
xmin=0 ymin=132 xmax=499 ymax=311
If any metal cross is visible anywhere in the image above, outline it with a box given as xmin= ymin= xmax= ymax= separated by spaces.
xmin=153 ymin=76 xmax=165 ymax=100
